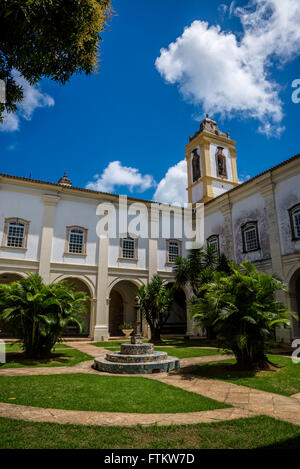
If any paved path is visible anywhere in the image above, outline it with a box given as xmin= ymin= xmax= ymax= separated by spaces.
xmin=149 ymin=372 xmax=300 ymax=426
xmin=0 ymin=402 xmax=255 ymax=427
xmin=0 ymin=354 xmax=229 ymax=377
xmin=0 ymin=342 xmax=299 ymax=427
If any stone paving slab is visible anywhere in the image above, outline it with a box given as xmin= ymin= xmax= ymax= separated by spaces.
xmin=148 ymin=372 xmax=300 ymax=426
xmin=64 ymin=341 xmax=107 ymax=358
xmin=0 ymin=354 xmax=228 ymax=377
xmin=0 ymin=402 xmax=257 ymax=427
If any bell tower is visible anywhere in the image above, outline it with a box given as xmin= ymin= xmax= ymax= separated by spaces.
xmin=185 ymin=116 xmax=239 ymax=204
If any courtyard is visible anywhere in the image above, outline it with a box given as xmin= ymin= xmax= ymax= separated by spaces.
xmin=0 ymin=339 xmax=300 ymax=449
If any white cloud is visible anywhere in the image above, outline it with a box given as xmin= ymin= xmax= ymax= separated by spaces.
xmin=238 ymin=174 xmax=251 ymax=183
xmin=0 ymin=112 xmax=19 ymax=132
xmin=0 ymin=70 xmax=54 ymax=132
xmin=153 ymin=160 xmax=187 ymax=205
xmin=86 ymin=161 xmax=156 ymax=194
xmin=155 ymin=0 xmax=300 ymax=136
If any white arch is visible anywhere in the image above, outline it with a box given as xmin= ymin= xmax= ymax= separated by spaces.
xmin=107 ymin=277 xmax=145 ymax=295
xmin=285 ymin=264 xmax=300 ymax=288
xmin=51 ymin=274 xmax=95 ymax=298
xmin=0 ymin=271 xmax=27 ymax=279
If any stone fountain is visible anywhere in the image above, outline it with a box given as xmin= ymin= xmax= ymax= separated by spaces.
xmin=94 ymin=299 xmax=180 ymax=374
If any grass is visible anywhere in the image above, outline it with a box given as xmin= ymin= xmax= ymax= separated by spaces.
xmin=90 ymin=338 xmax=218 ymax=348
xmin=3 ymin=343 xmax=71 ymax=352
xmin=0 ymin=415 xmax=300 ymax=449
xmin=154 ymin=347 xmax=226 ymax=359
xmin=0 ymin=373 xmax=229 ymax=413
xmin=194 ymin=355 xmax=300 ymax=396
xmin=105 ymin=346 xmax=225 ymax=359
xmin=0 ymin=347 xmax=91 ymax=368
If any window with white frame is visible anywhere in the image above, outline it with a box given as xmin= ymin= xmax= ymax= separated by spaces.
xmin=67 ymin=227 xmax=87 ymax=254
xmin=242 ymin=222 xmax=260 ymax=252
xmin=122 ymin=237 xmax=136 ymax=259
xmin=207 ymin=235 xmax=219 ymax=256
xmin=7 ymin=221 xmax=25 ymax=248
xmin=167 ymin=240 xmax=181 ymax=263
xmin=289 ymin=205 xmax=300 ymax=239
xmin=1 ymin=218 xmax=30 ymax=249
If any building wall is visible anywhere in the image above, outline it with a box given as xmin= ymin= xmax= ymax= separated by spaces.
xmin=0 ymin=154 xmax=299 ymax=342
xmin=204 ymin=158 xmax=300 ymax=341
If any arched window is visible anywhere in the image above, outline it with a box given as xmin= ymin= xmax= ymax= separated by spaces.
xmin=121 ymin=236 xmax=137 ymax=259
xmin=216 ymin=147 xmax=227 ymax=178
xmin=1 ymin=218 xmax=30 ymax=249
xmin=289 ymin=204 xmax=300 ymax=240
xmin=192 ymin=149 xmax=201 ymax=182
xmin=207 ymin=235 xmax=220 ymax=256
xmin=66 ymin=226 xmax=87 ymax=255
xmin=167 ymin=239 xmax=181 ymax=263
xmin=242 ymin=222 xmax=260 ymax=252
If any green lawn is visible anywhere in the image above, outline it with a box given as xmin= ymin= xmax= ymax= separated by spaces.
xmin=194 ymin=355 xmax=300 ymax=396
xmin=0 ymin=416 xmax=299 ymax=449
xmin=0 ymin=373 xmax=229 ymax=413
xmin=105 ymin=346 xmax=225 ymax=359
xmin=90 ymin=338 xmax=218 ymax=348
xmin=155 ymin=347 xmax=225 ymax=359
xmin=3 ymin=343 xmax=71 ymax=352
xmin=0 ymin=347 xmax=91 ymax=368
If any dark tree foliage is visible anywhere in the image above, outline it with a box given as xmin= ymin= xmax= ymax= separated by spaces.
xmin=0 ymin=0 xmax=111 ymax=120
xmin=137 ymin=276 xmax=174 ymax=344
xmin=0 ymin=273 xmax=88 ymax=357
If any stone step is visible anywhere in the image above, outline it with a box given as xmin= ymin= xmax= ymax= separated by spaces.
xmin=105 ymin=351 xmax=168 ymax=363
xmin=94 ymin=356 xmax=180 ymax=374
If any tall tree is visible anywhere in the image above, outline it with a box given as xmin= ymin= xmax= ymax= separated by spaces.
xmin=0 ymin=0 xmax=111 ymax=120
xmin=137 ymin=276 xmax=173 ymax=344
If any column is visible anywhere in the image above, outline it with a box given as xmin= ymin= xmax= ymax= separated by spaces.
xmin=220 ymin=197 xmax=235 ymax=261
xmin=39 ymin=194 xmax=59 ymax=283
xmin=148 ymin=205 xmax=159 ymax=281
xmin=258 ymin=177 xmax=287 ymax=314
xmin=258 ymin=177 xmax=284 ymax=279
xmin=94 ymin=235 xmax=109 ymax=341
xmin=200 ymin=141 xmax=214 ymax=200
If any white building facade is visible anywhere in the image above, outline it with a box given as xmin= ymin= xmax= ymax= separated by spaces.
xmin=0 ymin=117 xmax=299 ymax=342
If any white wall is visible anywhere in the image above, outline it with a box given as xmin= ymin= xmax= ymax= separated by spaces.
xmin=0 ymin=188 xmax=44 ymax=261
xmin=52 ymin=197 xmax=98 ymax=265
xmin=232 ymin=193 xmax=270 ymax=263
xmin=275 ymin=175 xmax=300 ymax=256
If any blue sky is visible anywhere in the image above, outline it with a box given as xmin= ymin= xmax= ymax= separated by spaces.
xmin=1 ymin=0 xmax=300 ymax=204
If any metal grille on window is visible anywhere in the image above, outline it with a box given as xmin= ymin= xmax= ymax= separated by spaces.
xmin=208 ymin=237 xmax=219 ymax=255
xmin=293 ymin=208 xmax=300 ymax=238
xmin=168 ymin=241 xmax=179 ymax=263
xmin=244 ymin=225 xmax=258 ymax=252
xmin=7 ymin=222 xmax=25 ymax=248
xmin=69 ymin=229 xmax=84 ymax=254
xmin=122 ymin=237 xmax=135 ymax=258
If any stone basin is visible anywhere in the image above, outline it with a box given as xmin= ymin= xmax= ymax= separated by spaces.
xmin=93 ymin=341 xmax=180 ymax=374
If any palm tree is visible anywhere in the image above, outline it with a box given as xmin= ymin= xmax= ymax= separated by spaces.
xmin=173 ymin=245 xmax=226 ymax=296
xmin=0 ymin=273 xmax=87 ymax=357
xmin=173 ymin=245 xmax=228 ymax=338
xmin=190 ymin=261 xmax=291 ymax=370
xmin=137 ymin=275 xmax=173 ymax=343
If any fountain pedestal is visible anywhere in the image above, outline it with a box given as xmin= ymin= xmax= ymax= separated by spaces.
xmin=94 ymin=342 xmax=180 ymax=374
